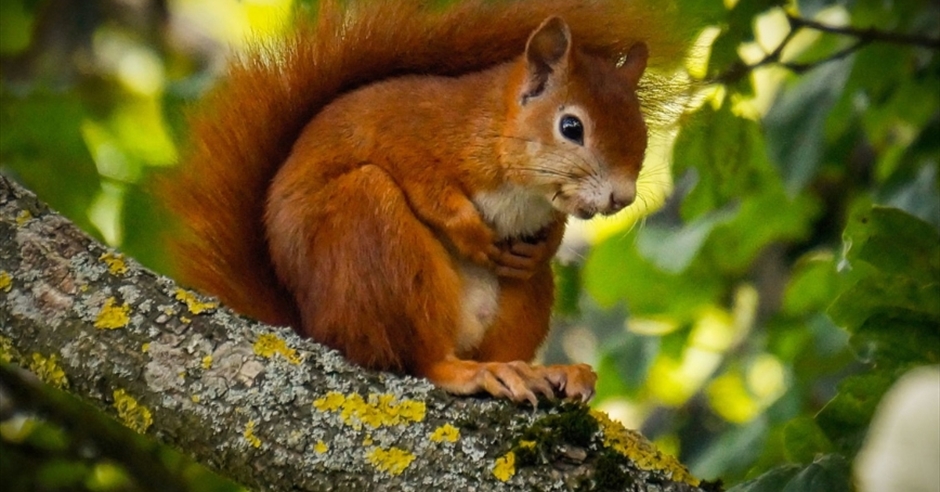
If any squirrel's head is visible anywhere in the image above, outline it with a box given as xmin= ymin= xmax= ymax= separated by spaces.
xmin=501 ymin=16 xmax=649 ymax=220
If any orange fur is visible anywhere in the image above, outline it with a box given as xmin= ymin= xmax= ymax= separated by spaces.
xmin=163 ymin=0 xmax=686 ymax=403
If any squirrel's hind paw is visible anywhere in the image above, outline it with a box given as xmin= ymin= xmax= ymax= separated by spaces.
xmin=424 ymin=358 xmax=596 ymax=405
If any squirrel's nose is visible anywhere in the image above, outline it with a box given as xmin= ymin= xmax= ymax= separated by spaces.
xmin=607 ymin=187 xmax=635 ymax=213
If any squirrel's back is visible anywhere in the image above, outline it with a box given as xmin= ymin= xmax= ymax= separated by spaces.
xmin=163 ymin=0 xmax=688 ymax=326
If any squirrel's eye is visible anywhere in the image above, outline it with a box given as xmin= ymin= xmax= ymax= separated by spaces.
xmin=559 ymin=115 xmax=584 ymax=145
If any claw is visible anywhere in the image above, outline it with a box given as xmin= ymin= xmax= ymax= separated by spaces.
xmin=540 ymin=364 xmax=597 ymax=402
xmin=426 ymin=359 xmax=594 ymax=405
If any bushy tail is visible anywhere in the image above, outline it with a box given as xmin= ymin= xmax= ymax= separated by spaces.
xmin=162 ymin=0 xmax=692 ymax=327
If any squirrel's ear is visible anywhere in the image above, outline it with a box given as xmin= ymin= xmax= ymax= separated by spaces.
xmin=521 ymin=16 xmax=571 ymax=103
xmin=620 ymin=42 xmax=649 ymax=86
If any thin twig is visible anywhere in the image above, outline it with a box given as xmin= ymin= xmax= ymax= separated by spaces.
xmin=788 ymin=14 xmax=940 ymax=49
xmin=712 ymin=13 xmax=940 ymax=84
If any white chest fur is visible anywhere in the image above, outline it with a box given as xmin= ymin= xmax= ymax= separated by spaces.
xmin=453 ymin=185 xmax=556 ymax=356
xmin=473 ymin=184 xmax=555 ymax=239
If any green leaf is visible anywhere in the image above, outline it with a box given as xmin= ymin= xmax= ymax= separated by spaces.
xmin=780 ymin=454 xmax=851 ymax=492
xmin=816 ymin=372 xmax=896 ymax=455
xmin=692 ymin=416 xmax=771 ymax=481
xmin=37 ymin=460 xmax=91 ymax=489
xmin=764 ymin=57 xmax=853 ymax=195
xmin=584 ymin=230 xmax=721 ymax=320
xmin=636 ymin=208 xmax=735 ymax=273
xmin=882 ymin=162 xmax=940 ymax=231
xmin=781 ymin=253 xmax=839 ymax=316
xmin=782 ymin=416 xmax=833 ymax=463
xmin=0 ymin=0 xmax=37 ymax=55
xmin=725 ymin=463 xmax=802 ymax=492
xmin=673 ymin=102 xmax=781 ymax=220
xmin=122 ymin=180 xmax=175 ymax=275
xmin=706 ymin=0 xmax=785 ymax=81
xmin=850 ymin=312 xmax=940 ymax=366
xmin=829 ymin=274 xmax=940 ymax=334
xmin=704 ymin=190 xmax=819 ymax=273
xmin=0 ymin=92 xmax=101 ymax=235
xmin=608 ymin=331 xmax=660 ymax=394
xmin=840 ymin=206 xmax=940 ymax=282
xmin=727 ymin=455 xmax=851 ymax=492
xmin=829 ymin=207 xmax=940 ymax=345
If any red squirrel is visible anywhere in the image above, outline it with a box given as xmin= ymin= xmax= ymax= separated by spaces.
xmin=165 ymin=0 xmax=683 ymax=404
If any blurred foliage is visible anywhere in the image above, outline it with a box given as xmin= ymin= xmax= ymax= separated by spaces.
xmin=1 ymin=0 xmax=939 ymax=491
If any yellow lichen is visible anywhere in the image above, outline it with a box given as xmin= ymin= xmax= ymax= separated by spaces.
xmin=244 ymin=420 xmax=262 ymax=448
xmin=518 ymin=439 xmax=536 ymax=450
xmin=173 ymin=288 xmax=218 ymax=315
xmin=99 ymin=252 xmax=128 ymax=275
xmin=313 ymin=391 xmax=346 ymax=411
xmin=590 ymin=410 xmax=699 ymax=486
xmin=191 ymin=394 xmax=201 ymax=403
xmin=366 ymin=446 xmax=415 ymax=476
xmin=15 ymin=210 xmax=32 ymax=225
xmin=0 ymin=270 xmax=12 ymax=292
xmin=0 ymin=335 xmax=18 ymax=364
xmin=252 ymin=333 xmax=302 ymax=364
xmin=28 ymin=353 xmax=69 ymax=389
xmin=95 ymin=297 xmax=130 ymax=329
xmin=313 ymin=391 xmax=426 ymax=430
xmin=180 ymin=316 xmax=191 ymax=324
xmin=430 ymin=423 xmax=460 ymax=443
xmin=362 ymin=434 xmax=373 ymax=446
xmin=112 ymin=389 xmax=153 ymax=434
xmin=492 ymin=451 xmax=516 ymax=482
xmin=201 ymin=355 xmax=212 ymax=370
xmin=141 ymin=342 xmax=150 ymax=353
xmin=314 ymin=440 xmax=329 ymax=454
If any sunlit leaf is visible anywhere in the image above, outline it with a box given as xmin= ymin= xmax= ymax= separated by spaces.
xmin=706 ymin=0 xmax=785 ymax=81
xmin=781 ymin=253 xmax=838 ymax=316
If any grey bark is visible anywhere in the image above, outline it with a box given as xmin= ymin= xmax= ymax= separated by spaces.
xmin=0 ymin=175 xmax=711 ymax=492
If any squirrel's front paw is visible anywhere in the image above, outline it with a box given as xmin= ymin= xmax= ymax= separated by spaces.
xmin=445 ymin=211 xmax=501 ymax=267
xmin=493 ymin=235 xmax=552 ymax=279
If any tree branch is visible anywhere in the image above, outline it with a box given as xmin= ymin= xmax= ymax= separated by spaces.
xmin=788 ymin=14 xmax=940 ymax=49
xmin=714 ymin=13 xmax=940 ymax=84
xmin=0 ymin=175 xmax=711 ymax=491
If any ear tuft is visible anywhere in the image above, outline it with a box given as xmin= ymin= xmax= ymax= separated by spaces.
xmin=620 ymin=42 xmax=649 ymax=86
xmin=521 ymin=16 xmax=571 ymax=103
